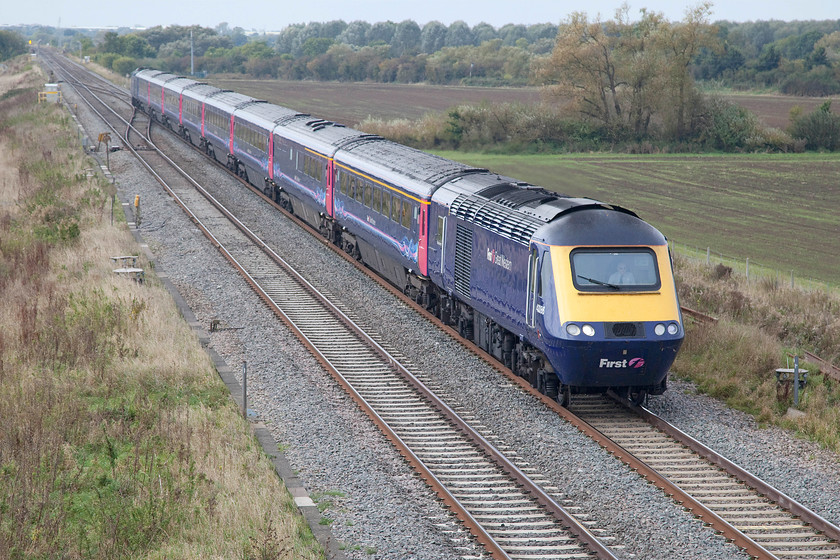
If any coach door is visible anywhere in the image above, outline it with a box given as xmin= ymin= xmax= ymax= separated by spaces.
xmin=325 ymin=159 xmax=334 ymax=217
xmin=526 ymin=245 xmax=539 ymax=328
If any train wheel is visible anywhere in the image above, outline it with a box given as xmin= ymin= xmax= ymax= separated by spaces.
xmin=614 ymin=386 xmax=631 ymax=401
xmin=558 ymin=385 xmax=571 ymax=408
xmin=630 ymin=389 xmax=648 ymax=406
xmin=535 ymin=371 xmax=545 ymax=394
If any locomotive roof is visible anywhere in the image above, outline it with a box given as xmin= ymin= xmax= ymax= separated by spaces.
xmin=337 ymin=139 xmax=485 ymax=199
xmin=132 ymin=68 xmax=166 ymax=81
xmin=439 ymin=171 xmax=640 ymax=245
xmin=534 ymin=207 xmax=666 ymax=247
xmin=142 ymin=71 xmax=180 ymax=86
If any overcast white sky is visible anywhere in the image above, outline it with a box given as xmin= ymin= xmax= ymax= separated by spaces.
xmin=3 ymin=0 xmax=837 ymax=30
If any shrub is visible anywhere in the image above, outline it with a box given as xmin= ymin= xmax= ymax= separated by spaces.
xmin=363 ymin=102 xmax=604 ymax=152
xmin=695 ymin=95 xmax=760 ymax=151
xmin=789 ymin=101 xmax=840 ymax=151
xmin=95 ymin=52 xmax=120 ymax=71
xmin=745 ymin=127 xmax=795 ymax=153
xmin=780 ymin=68 xmax=840 ymax=96
xmin=111 ymin=56 xmax=137 ymax=77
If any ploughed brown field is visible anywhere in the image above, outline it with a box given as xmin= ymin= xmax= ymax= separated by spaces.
xmin=209 ymin=77 xmax=834 ymax=130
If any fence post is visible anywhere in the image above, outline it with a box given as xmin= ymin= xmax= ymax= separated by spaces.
xmin=745 ymin=257 xmax=749 ymax=282
xmin=791 ymin=270 xmax=794 ymax=289
xmin=706 ymin=247 xmax=710 ymax=265
xmin=242 ymin=361 xmax=247 ymax=418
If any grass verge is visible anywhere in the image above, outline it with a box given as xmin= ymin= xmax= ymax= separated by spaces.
xmin=0 ymin=56 xmax=324 ymax=560
xmin=672 ymin=254 xmax=840 ymax=453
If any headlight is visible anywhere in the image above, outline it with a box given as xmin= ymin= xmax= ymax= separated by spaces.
xmin=566 ymin=324 xmax=581 ymax=336
xmin=582 ymin=324 xmax=595 ymax=337
xmin=654 ymin=323 xmax=666 ymax=336
xmin=667 ymin=323 xmax=680 ymax=335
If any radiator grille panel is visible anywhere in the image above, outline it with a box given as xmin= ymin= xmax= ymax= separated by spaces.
xmin=454 ymin=224 xmax=473 ymax=298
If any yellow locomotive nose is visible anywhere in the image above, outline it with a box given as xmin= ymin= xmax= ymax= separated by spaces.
xmin=549 ymin=244 xmax=682 ymax=328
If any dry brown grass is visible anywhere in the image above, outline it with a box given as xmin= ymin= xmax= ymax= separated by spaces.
xmin=672 ymin=252 xmax=840 ymax=451
xmin=0 ymin=56 xmax=323 ymax=560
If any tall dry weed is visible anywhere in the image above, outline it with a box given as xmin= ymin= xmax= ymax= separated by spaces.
xmin=674 ymin=255 xmax=840 ymax=450
xmin=0 ymin=56 xmax=323 ymax=559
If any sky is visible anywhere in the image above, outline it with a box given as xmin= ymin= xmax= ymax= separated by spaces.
xmin=2 ymin=0 xmax=838 ymax=31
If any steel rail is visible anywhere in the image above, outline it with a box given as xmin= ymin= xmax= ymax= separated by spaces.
xmin=633 ymin=399 xmax=840 ymax=544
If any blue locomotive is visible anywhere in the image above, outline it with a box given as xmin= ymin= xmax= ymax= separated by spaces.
xmin=131 ymin=69 xmax=684 ymax=405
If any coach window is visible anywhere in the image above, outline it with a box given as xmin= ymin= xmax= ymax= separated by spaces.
xmin=355 ymin=179 xmax=364 ymax=203
xmin=401 ymin=201 xmax=412 ymax=228
xmin=391 ymin=196 xmax=401 ymax=223
xmin=382 ymin=191 xmax=391 ymax=218
xmin=373 ymin=187 xmax=381 ymax=213
xmin=339 ymin=172 xmax=347 ymax=195
xmin=364 ymin=183 xmax=372 ymax=208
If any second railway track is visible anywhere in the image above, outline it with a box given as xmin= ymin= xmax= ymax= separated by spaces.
xmin=570 ymin=395 xmax=840 ymax=559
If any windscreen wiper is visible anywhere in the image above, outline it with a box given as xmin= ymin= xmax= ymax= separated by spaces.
xmin=577 ymin=275 xmax=620 ymax=290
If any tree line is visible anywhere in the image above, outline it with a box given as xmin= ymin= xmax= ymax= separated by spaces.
xmin=7 ymin=14 xmax=838 ymax=92
xmin=3 ymin=9 xmax=839 ymax=152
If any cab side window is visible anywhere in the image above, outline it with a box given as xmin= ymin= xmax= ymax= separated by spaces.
xmin=540 ymin=252 xmax=553 ymax=298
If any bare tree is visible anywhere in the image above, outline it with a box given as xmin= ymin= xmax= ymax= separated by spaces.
xmin=538 ymin=11 xmax=626 ymax=135
xmin=537 ymin=3 xmax=720 ymax=141
xmin=657 ymin=2 xmax=719 ymax=139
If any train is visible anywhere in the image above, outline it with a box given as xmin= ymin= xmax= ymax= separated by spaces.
xmin=130 ymin=68 xmax=684 ymax=405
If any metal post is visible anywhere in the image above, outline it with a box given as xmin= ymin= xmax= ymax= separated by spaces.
xmin=793 ymin=355 xmax=800 ymax=407
xmin=133 ymin=195 xmax=141 ymax=227
xmin=745 ymin=258 xmax=749 ymax=282
xmin=242 ymin=361 xmax=247 ymax=418
xmin=791 ymin=270 xmax=794 ymax=289
xmin=706 ymin=247 xmax=710 ymax=265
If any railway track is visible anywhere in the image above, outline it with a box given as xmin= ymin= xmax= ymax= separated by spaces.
xmin=568 ymin=394 xmax=840 ymax=559
xmin=43 ymin=50 xmax=621 ymax=560
xmin=43 ymin=51 xmax=840 ymax=559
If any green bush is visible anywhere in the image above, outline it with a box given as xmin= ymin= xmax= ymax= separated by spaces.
xmin=111 ymin=56 xmax=137 ymax=76
xmin=95 ymin=52 xmax=120 ymax=71
xmin=0 ymin=30 xmax=27 ymax=62
xmin=695 ymin=95 xmax=760 ymax=151
xmin=780 ymin=68 xmax=840 ymax=96
xmin=789 ymin=101 xmax=840 ymax=151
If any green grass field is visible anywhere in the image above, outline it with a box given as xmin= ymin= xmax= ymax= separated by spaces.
xmin=432 ymin=151 xmax=840 ymax=285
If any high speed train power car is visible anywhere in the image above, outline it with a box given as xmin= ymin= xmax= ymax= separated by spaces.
xmin=132 ymin=68 xmax=684 ymax=405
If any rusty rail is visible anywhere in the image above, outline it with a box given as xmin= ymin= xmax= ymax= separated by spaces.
xmin=804 ymin=351 xmax=840 ymax=383
xmin=680 ymin=305 xmax=718 ymax=324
